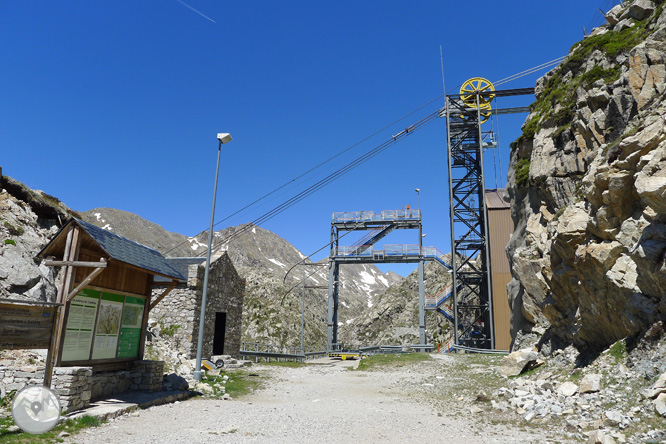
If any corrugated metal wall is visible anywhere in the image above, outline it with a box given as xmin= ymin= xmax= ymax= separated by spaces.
xmin=487 ymin=205 xmax=514 ymax=351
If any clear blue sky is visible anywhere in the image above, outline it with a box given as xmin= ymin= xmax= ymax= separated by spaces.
xmin=2 ymin=1 xmax=616 ymax=275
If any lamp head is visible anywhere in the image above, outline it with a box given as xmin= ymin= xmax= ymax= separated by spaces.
xmin=217 ymin=133 xmax=232 ymax=144
xmin=415 ymin=188 xmax=420 ymax=192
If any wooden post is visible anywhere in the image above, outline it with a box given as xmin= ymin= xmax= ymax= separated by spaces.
xmin=51 ymin=226 xmax=80 ymax=369
xmin=138 ymin=274 xmax=155 ymax=360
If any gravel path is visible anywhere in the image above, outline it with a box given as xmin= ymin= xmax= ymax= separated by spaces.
xmin=66 ymin=356 xmax=567 ymax=444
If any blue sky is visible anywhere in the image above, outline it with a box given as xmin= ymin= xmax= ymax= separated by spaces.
xmin=2 ymin=1 xmax=616 ymax=275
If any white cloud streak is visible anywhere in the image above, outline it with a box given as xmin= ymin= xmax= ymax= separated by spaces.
xmin=176 ymin=0 xmax=216 ymax=23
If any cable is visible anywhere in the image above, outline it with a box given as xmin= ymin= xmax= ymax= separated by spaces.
xmin=163 ymin=94 xmax=448 ymax=257
xmin=203 ymin=110 xmax=442 ymax=255
xmin=493 ymin=56 xmax=566 ymax=87
xmin=178 ymin=56 xmax=568 ymax=259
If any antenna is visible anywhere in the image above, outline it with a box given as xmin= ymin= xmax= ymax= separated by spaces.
xmin=440 ymin=46 xmax=447 ymax=100
xmin=11 ymin=385 xmax=61 ymax=434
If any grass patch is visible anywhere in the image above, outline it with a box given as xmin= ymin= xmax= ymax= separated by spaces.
xmin=511 ymin=14 xmax=655 ymax=150
xmin=3 ymin=222 xmax=24 ymax=237
xmin=354 ymin=352 xmax=431 ymax=371
xmin=607 ymin=339 xmax=627 ymax=363
xmin=4 ymin=239 xmax=16 ymax=246
xmin=0 ymin=415 xmax=104 ymax=444
xmin=200 ymin=369 xmax=263 ymax=399
xmin=160 ymin=323 xmax=180 ymax=337
xmin=515 ymin=158 xmax=531 ymax=188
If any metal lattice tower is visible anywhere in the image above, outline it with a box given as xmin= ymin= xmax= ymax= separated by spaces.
xmin=444 ymin=85 xmax=534 ymax=349
xmin=445 ymin=93 xmax=495 ymax=348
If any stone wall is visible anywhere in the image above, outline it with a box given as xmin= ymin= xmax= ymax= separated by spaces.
xmin=53 ymin=367 xmax=92 ymax=412
xmin=151 ymin=252 xmax=245 ymax=359
xmin=0 ymin=360 xmax=164 ymax=413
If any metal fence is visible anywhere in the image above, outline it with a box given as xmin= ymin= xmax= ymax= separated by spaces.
xmin=239 ymin=342 xmax=327 ymax=362
xmin=332 ymin=209 xmax=421 ymax=223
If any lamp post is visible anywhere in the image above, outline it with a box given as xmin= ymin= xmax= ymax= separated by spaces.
xmin=193 ymin=132 xmax=232 ymax=382
xmin=415 ymin=188 xmax=421 ymax=213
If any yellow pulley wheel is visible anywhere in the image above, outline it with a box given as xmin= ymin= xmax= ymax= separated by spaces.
xmin=460 ymin=77 xmax=495 ymax=107
xmin=459 ymin=101 xmax=492 ymax=124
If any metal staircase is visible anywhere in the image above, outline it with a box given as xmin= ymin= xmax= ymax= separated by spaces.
xmin=350 ymin=225 xmax=397 ymax=255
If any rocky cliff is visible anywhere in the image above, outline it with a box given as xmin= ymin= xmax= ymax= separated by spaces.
xmin=0 ymin=175 xmax=77 ymax=301
xmin=507 ymin=0 xmax=666 ymax=352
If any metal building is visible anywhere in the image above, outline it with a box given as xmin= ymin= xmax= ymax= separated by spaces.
xmin=485 ymin=188 xmax=513 ymax=351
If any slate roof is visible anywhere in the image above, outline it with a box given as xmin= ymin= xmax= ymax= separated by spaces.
xmin=154 ymin=257 xmax=205 ymax=283
xmin=40 ymin=219 xmax=186 ymax=281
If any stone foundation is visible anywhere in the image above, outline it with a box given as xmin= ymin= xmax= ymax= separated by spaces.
xmin=0 ymin=360 xmax=165 ymax=413
xmin=53 ymin=367 xmax=92 ymax=412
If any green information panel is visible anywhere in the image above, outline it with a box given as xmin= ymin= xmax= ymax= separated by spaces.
xmin=117 ymin=297 xmax=145 ymax=358
xmin=62 ymin=289 xmax=100 ymax=361
xmin=63 ymin=289 xmax=147 ymax=361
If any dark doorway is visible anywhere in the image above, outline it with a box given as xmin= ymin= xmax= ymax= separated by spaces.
xmin=213 ymin=312 xmax=227 ymax=355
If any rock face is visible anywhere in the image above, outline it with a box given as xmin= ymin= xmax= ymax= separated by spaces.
xmin=0 ymin=175 xmax=77 ymax=301
xmin=507 ymin=1 xmax=666 ymax=351
xmin=82 ymin=208 xmax=195 ymax=257
xmin=347 ymin=259 xmax=453 ymax=346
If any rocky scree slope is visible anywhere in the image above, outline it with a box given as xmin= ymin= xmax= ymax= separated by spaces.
xmin=82 ymin=208 xmax=195 ymax=257
xmin=345 ymin=259 xmax=453 ymax=346
xmin=507 ymin=0 xmax=666 ymax=351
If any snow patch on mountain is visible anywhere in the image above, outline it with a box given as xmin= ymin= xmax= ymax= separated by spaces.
xmin=268 ymin=258 xmax=286 ymax=268
xmin=359 ymin=271 xmax=377 ymax=286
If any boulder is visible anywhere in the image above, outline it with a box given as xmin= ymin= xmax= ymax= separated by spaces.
xmin=655 ymin=393 xmax=666 ymax=416
xmin=580 ymin=373 xmax=603 ymax=393
xmin=644 ymin=371 xmax=666 ymax=399
xmin=605 ymin=4 xmax=624 ymax=26
xmin=604 ymin=410 xmax=623 ymax=426
xmin=588 ymin=430 xmax=616 ymax=444
xmin=620 ymin=0 xmax=655 ymax=22
xmin=557 ymin=381 xmax=579 ymax=397
xmin=498 ymin=348 xmax=538 ymax=377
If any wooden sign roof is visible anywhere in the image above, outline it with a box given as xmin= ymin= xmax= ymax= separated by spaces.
xmin=38 ymin=218 xmax=185 ymax=281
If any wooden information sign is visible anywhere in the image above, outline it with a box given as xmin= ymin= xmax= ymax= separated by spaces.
xmin=0 ymin=302 xmax=57 ymax=349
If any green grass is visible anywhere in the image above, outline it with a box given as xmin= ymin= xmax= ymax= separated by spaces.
xmin=0 ymin=415 xmax=104 ymax=444
xmin=4 ymin=239 xmax=16 ymax=246
xmin=3 ymin=221 xmax=24 ymax=236
xmin=607 ymin=339 xmax=627 ymax=363
xmin=160 ymin=323 xmax=180 ymax=337
xmin=511 ymin=11 xmax=657 ymax=150
xmin=200 ymin=369 xmax=263 ymax=399
xmin=354 ymin=352 xmax=431 ymax=371
xmin=515 ymin=158 xmax=531 ymax=188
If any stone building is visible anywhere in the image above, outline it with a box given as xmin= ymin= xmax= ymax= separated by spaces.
xmin=151 ymin=253 xmax=245 ymax=359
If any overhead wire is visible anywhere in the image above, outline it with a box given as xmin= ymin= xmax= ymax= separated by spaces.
xmin=183 ymin=56 xmax=567 ymax=260
xmin=163 ymin=94 xmax=448 ymax=257
xmin=202 ymin=109 xmax=443 ymax=256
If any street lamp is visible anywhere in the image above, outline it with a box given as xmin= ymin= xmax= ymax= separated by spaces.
xmin=415 ymin=188 xmax=421 ymax=213
xmin=193 ymin=132 xmax=232 ymax=382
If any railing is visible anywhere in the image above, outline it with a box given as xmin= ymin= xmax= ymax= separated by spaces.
xmin=240 ymin=342 xmax=327 ymax=362
xmin=332 ymin=209 xmax=421 ymax=223
xmin=425 ymin=283 xmax=454 ymax=308
xmin=334 ymin=244 xmax=437 ymax=257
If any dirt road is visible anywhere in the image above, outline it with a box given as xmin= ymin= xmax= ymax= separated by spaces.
xmin=66 ymin=355 xmax=567 ymax=443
